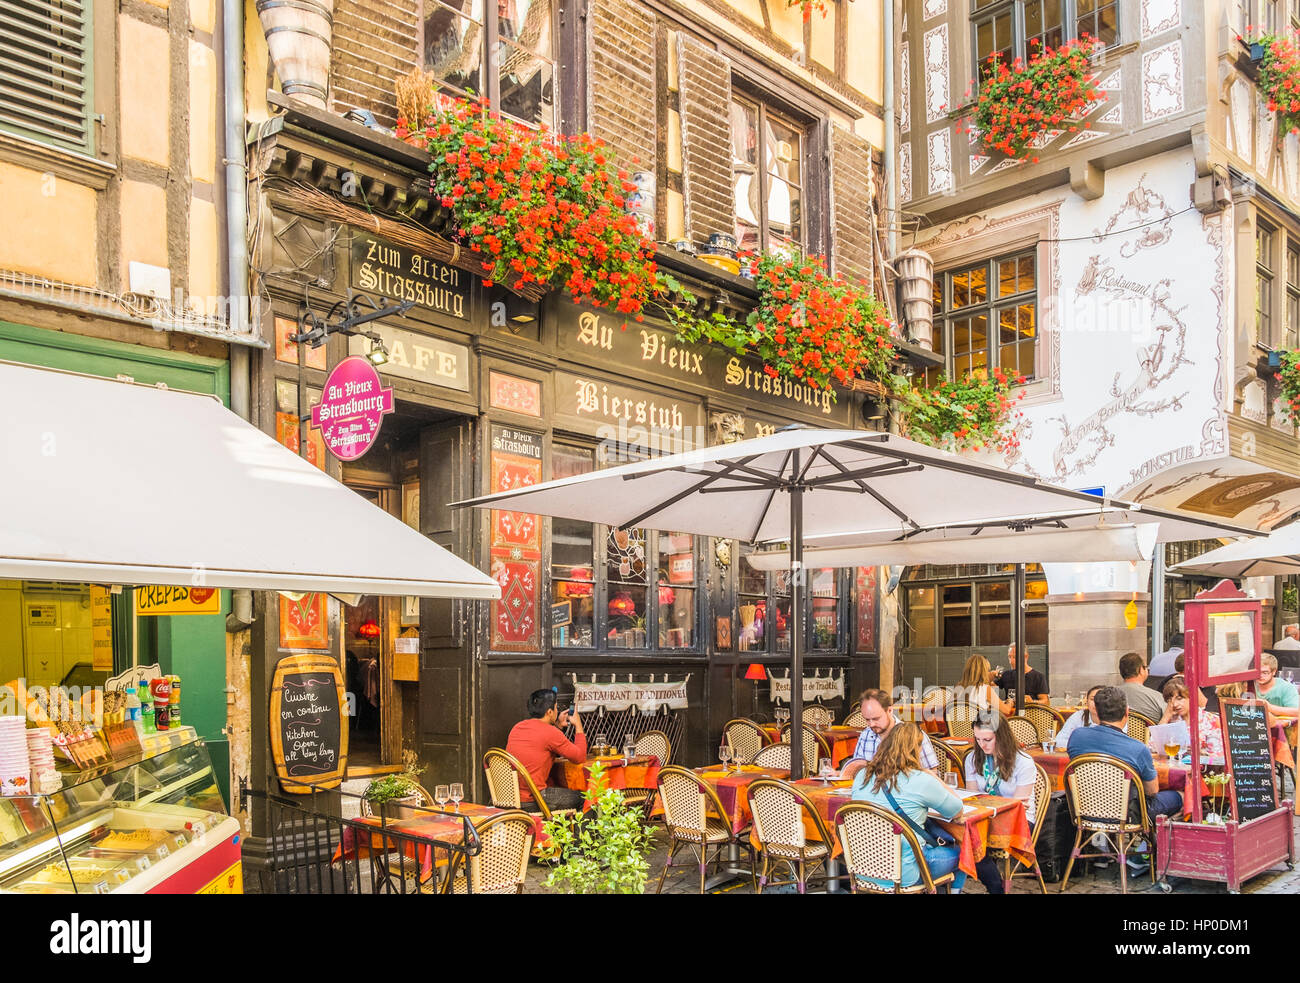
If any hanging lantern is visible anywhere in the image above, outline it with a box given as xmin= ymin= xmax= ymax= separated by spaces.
xmin=357 ymin=620 xmax=381 ymax=638
xmin=563 ymin=567 xmax=593 ymax=598
xmin=658 ymin=583 xmax=676 ymax=606
xmin=608 ymin=591 xmax=637 ymax=618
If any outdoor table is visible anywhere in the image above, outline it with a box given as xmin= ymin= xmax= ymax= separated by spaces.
xmin=758 ymin=724 xmax=864 ymax=766
xmin=332 ymin=803 xmax=543 ymax=890
xmin=932 ymin=794 xmax=1035 ymax=878
xmin=555 ymin=754 xmax=661 ymax=793
xmin=1024 ymin=746 xmax=1201 ymax=794
xmin=689 ymin=764 xmax=789 ymax=830
xmin=894 ymin=703 xmax=946 ymax=735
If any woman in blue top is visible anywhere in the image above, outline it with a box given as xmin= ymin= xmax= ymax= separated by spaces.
xmin=851 ymin=722 xmax=966 ymax=891
xmin=1055 ymin=685 xmax=1103 ymax=747
xmin=963 ymin=710 xmax=1037 ymax=894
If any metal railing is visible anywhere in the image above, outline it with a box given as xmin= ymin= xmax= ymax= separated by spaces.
xmin=240 ymin=779 xmax=481 ymax=895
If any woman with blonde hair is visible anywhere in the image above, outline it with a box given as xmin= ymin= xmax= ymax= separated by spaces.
xmin=851 ymin=721 xmax=966 ymax=891
xmin=959 ymin=653 xmax=1013 ymax=715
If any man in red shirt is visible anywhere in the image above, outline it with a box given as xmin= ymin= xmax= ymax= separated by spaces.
xmin=506 ymin=689 xmax=588 ymax=812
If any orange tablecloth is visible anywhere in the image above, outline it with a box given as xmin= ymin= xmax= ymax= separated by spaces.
xmin=555 ymin=754 xmax=661 ymax=793
xmin=934 ymin=795 xmax=1034 ymax=878
xmin=894 ymin=703 xmax=946 ymax=735
xmin=756 ymin=725 xmax=864 ymax=767
xmin=332 ymin=803 xmax=541 ymax=884
xmin=684 ymin=765 xmax=789 ymax=830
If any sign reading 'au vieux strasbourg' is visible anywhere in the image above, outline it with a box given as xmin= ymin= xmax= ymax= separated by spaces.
xmin=351 ymin=232 xmax=469 ymax=320
xmin=554 ymin=300 xmax=853 ymax=424
xmin=312 ymin=356 xmax=395 ymax=462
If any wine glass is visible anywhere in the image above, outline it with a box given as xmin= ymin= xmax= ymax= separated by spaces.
xmin=449 ymin=782 xmax=463 ymax=812
xmin=718 ymin=743 xmax=732 ymax=773
xmin=434 ymin=784 xmax=449 ymax=810
xmin=818 ymin=757 xmax=834 ymax=784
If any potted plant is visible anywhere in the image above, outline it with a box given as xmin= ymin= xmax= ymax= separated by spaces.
xmin=540 ymin=762 xmax=655 ymax=894
xmin=363 ymin=765 xmax=427 ymax=820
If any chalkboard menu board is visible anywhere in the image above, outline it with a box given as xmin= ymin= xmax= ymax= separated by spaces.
xmin=1219 ymin=698 xmax=1277 ymax=822
xmin=270 ymin=654 xmax=348 ymax=794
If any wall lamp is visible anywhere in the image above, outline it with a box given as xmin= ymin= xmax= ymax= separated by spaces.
xmin=290 ymin=289 xmax=413 ymax=366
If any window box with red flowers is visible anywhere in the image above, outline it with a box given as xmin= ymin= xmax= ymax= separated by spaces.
xmin=1275 ymin=349 xmax=1300 ymax=426
xmin=1250 ymin=33 xmax=1300 ymax=136
xmin=894 ymin=367 xmax=1026 ymax=456
xmin=963 ymin=37 xmax=1105 ymax=163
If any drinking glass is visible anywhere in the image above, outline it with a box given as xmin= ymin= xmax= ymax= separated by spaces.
xmin=449 ymin=782 xmax=463 ymax=811
xmin=718 ymin=744 xmax=732 ymax=773
xmin=1164 ymin=741 xmax=1180 ymax=760
xmin=1061 ymin=691 xmax=1072 ymax=708
xmin=434 ymin=784 xmax=449 ymax=810
xmin=624 ymin=735 xmax=635 ymax=764
xmin=595 ymin=733 xmax=608 ymax=756
xmin=818 ymin=758 xmax=834 ymax=783
xmin=943 ymin=771 xmax=960 ymax=789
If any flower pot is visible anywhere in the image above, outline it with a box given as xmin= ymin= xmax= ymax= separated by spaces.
xmin=256 ymin=0 xmax=335 ymax=109
xmin=381 ymin=793 xmax=423 ymax=821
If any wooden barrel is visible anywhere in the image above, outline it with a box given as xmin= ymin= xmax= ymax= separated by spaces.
xmin=894 ymin=248 xmax=935 ymax=351
xmin=256 ymin=0 xmax=334 ymax=109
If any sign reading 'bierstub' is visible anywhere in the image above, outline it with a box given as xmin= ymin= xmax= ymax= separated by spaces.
xmin=311 ymin=356 xmax=395 ymax=461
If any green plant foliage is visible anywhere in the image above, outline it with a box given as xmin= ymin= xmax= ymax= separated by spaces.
xmin=540 ymin=763 xmax=655 ymax=894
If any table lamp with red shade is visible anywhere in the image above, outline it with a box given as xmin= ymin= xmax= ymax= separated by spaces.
xmin=745 ymin=663 xmax=767 ymax=723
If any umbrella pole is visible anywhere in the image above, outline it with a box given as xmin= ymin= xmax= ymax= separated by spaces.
xmin=790 ymin=460 xmax=804 ymax=780
xmin=1014 ymin=562 xmax=1026 ymax=716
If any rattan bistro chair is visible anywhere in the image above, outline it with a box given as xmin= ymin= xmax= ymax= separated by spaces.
xmin=622 ymin=730 xmax=671 ymax=818
xmin=932 ymin=738 xmax=967 ymax=783
xmin=724 ymin=718 xmax=769 ymax=765
xmin=984 ymin=762 xmax=1051 ymax=893
xmin=655 ymin=765 xmax=756 ymax=893
xmin=746 ymin=778 xmax=837 ymax=894
xmin=803 ymin=704 xmax=835 ymax=728
xmin=920 ymin=687 xmax=952 ymax=727
xmin=835 ymin=801 xmax=956 ymax=894
xmin=1060 ymin=753 xmax=1157 ymax=894
xmin=482 ymin=747 xmax=578 ymax=823
xmin=945 ymin=701 xmax=979 ymax=741
xmin=1006 ymin=715 xmax=1040 ymax=748
xmin=445 ymin=811 xmax=535 ymax=894
xmin=1126 ymin=711 xmax=1155 ymax=746
xmin=753 ymin=743 xmax=792 ymax=770
xmin=780 ymin=723 xmax=830 ymax=772
xmin=1023 ymin=703 xmax=1064 ymax=743
xmin=842 ymin=706 xmax=867 ymax=728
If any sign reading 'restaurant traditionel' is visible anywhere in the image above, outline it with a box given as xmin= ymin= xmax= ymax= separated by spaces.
xmin=312 ymin=356 xmax=395 ymax=461
xmin=351 ymin=233 xmax=469 ymax=320
xmin=571 ymin=675 xmax=689 ymax=713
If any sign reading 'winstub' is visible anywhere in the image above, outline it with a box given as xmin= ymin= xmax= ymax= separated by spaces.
xmin=556 ymin=301 xmax=850 ymax=422
xmin=351 ymin=233 xmax=469 ymax=320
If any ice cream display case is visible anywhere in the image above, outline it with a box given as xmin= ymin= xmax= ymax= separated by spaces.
xmin=0 ymin=738 xmax=242 ymax=894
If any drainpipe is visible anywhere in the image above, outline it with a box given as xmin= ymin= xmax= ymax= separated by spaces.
xmin=224 ymin=0 xmax=254 ymax=632
xmin=883 ymin=0 xmax=897 ymax=257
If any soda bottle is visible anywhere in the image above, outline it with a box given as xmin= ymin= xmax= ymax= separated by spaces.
xmin=168 ymin=675 xmax=181 ymax=727
xmin=150 ymin=677 xmax=171 ymax=731
xmin=138 ymin=680 xmax=155 ymax=735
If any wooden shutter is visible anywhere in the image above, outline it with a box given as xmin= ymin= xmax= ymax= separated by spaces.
xmin=677 ymin=35 xmax=733 ymax=247
xmin=330 ymin=0 xmax=420 ymax=128
xmin=0 ymin=0 xmax=94 ymax=154
xmin=829 ymin=124 xmax=877 ymax=286
xmin=587 ymin=0 xmax=656 ymax=168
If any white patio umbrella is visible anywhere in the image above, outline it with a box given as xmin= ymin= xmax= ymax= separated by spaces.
xmin=1169 ymin=523 xmax=1300 ymax=578
xmin=455 ymin=426 xmax=1256 ymax=776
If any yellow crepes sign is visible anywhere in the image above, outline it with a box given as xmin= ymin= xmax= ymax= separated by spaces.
xmin=134 ymin=586 xmax=220 ymax=616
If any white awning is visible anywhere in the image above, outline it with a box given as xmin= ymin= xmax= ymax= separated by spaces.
xmin=1170 ymin=523 xmax=1300 ymax=579
xmin=0 ymin=361 xmax=500 ymax=600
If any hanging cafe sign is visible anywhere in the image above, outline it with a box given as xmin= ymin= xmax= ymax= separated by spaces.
xmin=311 ymin=355 xmax=395 ymax=461
xmin=570 ymin=674 xmax=690 ymax=713
xmin=768 ymin=668 xmax=846 ymax=705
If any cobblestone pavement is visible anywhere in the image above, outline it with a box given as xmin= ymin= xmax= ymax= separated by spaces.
xmin=524 ymin=813 xmax=1300 ymax=895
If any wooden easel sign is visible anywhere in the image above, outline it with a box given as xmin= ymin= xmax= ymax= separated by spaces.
xmin=270 ymin=653 xmax=348 ymax=794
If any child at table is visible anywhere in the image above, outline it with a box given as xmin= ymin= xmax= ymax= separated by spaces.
xmin=851 ymin=722 xmax=966 ymax=892
xmin=963 ymin=710 xmax=1036 ymax=895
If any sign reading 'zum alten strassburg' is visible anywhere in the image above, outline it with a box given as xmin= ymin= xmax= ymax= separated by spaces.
xmin=311 ymin=356 xmax=395 ymax=462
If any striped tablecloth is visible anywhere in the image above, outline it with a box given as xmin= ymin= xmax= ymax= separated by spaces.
xmin=555 ymin=754 xmax=661 ymax=793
